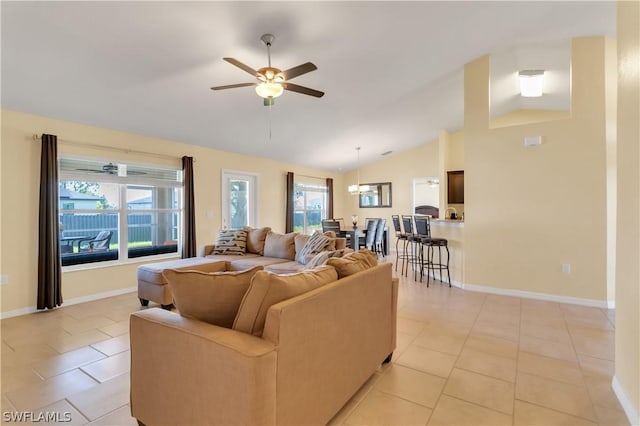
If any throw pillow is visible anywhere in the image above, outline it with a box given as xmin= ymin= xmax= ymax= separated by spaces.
xmin=232 ymin=265 xmax=338 ymax=336
xmin=296 ymin=231 xmax=331 ymax=265
xmin=305 ymin=251 xmax=332 ymax=269
xmin=326 ymin=249 xmax=378 ymax=278
xmin=263 ymin=232 xmax=297 ymax=260
xmin=244 ymin=226 xmax=271 ymax=255
xmin=212 ymin=229 xmax=248 ymax=255
xmin=163 ymin=265 xmax=263 ymax=328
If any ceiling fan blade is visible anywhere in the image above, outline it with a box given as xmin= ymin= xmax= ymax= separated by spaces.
xmin=223 ymin=58 xmax=258 ymax=77
xmin=75 ymin=168 xmax=105 ymax=173
xmin=210 ymin=82 xmax=257 ymax=91
xmin=279 ymin=62 xmax=317 ymax=81
xmin=282 ymin=82 xmax=324 ymax=98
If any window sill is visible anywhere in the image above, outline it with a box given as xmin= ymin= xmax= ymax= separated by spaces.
xmin=62 ymin=252 xmax=180 ymax=273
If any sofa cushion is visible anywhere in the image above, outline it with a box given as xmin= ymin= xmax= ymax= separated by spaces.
xmin=229 ymin=256 xmax=289 ymax=271
xmin=137 ymin=258 xmax=226 ymax=284
xmin=295 ymin=232 xmax=331 ymax=265
xmin=233 ymin=265 xmax=338 ymax=336
xmin=212 ymin=229 xmax=248 ymax=255
xmin=263 ymin=260 xmax=306 ymax=274
xmin=263 ymin=232 xmax=297 ymax=260
xmin=326 ymin=249 xmax=378 ymax=278
xmin=163 ymin=265 xmax=263 ymax=328
xmin=244 ymin=226 xmax=271 ymax=255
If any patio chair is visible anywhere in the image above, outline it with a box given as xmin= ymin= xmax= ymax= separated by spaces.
xmin=78 ymin=231 xmax=113 ymax=252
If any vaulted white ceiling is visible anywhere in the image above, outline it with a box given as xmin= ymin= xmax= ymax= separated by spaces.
xmin=1 ymin=2 xmax=616 ymax=171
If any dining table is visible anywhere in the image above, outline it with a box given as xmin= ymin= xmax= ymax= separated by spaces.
xmin=339 ymin=226 xmax=389 ymax=254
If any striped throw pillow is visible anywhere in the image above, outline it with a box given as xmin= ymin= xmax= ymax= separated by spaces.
xmin=212 ymin=229 xmax=248 ymax=255
xmin=296 ymin=231 xmax=331 ymax=265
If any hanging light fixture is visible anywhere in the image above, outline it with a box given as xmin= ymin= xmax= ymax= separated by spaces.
xmin=348 ymin=147 xmax=363 ymax=195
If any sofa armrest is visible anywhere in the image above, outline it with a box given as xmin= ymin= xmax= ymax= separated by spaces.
xmin=130 ymin=308 xmax=277 ymax=425
xmin=198 ymin=244 xmax=215 ymax=257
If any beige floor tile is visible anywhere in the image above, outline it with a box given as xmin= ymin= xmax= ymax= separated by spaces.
xmin=5 ymin=369 xmax=97 ymax=411
xmin=394 ymin=331 xmax=416 ymax=359
xmin=517 ymin=351 xmax=584 ymax=385
xmin=87 ymin=404 xmax=138 ymax=425
xmin=32 ymin=346 xmax=106 ymax=379
xmin=456 ymin=347 xmax=517 ymax=382
xmin=396 ymin=345 xmax=457 ymax=378
xmin=570 ymin=330 xmax=615 ymax=361
xmin=396 ymin=317 xmax=426 ymax=336
xmin=375 ymin=364 xmax=446 ymax=408
xmin=412 ymin=324 xmax=468 ymax=356
xmin=2 ymin=328 xmax=72 ymax=350
xmin=515 ymin=372 xmax=596 ymax=421
xmin=428 ymin=394 xmax=512 ymax=426
xmin=464 ymin=332 xmax=518 ymax=360
xmin=344 ymin=389 xmax=432 ymax=426
xmin=328 ymin=390 xmax=367 ymax=426
xmin=519 ymin=335 xmax=578 ymax=362
xmin=520 ymin=321 xmax=572 ymax=344
xmin=60 ymin=315 xmax=117 ymax=335
xmin=476 ymin=310 xmax=520 ymax=328
xmin=578 ymin=354 xmax=614 ymax=378
xmin=99 ymin=320 xmax=130 ymax=337
xmin=513 ymin=400 xmax=596 ymax=425
xmin=33 ymin=399 xmax=89 ymax=425
xmin=443 ymin=368 xmax=514 ymax=414
xmin=3 ymin=339 xmax=64 ymax=363
xmin=67 ymin=372 xmax=129 ymax=421
xmin=90 ymin=334 xmax=130 ymax=357
xmin=472 ymin=319 xmax=519 ymax=342
xmin=46 ymin=329 xmax=112 ymax=353
xmin=1 ymin=395 xmax=16 ymax=412
xmin=81 ymin=351 xmax=131 ymax=383
xmin=1 ymin=365 xmax=45 ymax=393
xmin=584 ymin=374 xmax=626 ymax=411
xmin=593 ymin=404 xmax=631 ymax=426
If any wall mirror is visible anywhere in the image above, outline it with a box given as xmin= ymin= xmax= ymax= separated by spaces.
xmin=412 ymin=177 xmax=440 ymax=218
xmin=359 ymin=182 xmax=392 ymax=208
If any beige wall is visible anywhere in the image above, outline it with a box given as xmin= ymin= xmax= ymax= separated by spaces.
xmin=463 ymin=37 xmax=614 ymax=302
xmin=0 ymin=110 xmax=343 ymax=314
xmin=338 ymin=139 xmax=439 ymax=234
xmin=614 ymin=1 xmax=639 ymax=422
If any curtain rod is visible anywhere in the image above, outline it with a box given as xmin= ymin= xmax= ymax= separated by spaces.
xmin=297 ymin=174 xmax=327 ymax=180
xmin=32 ymin=134 xmax=182 ymax=162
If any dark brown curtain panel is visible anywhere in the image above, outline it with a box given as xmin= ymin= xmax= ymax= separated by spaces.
xmin=326 ymin=177 xmax=334 ymax=219
xmin=285 ymin=172 xmax=294 ymax=233
xmin=182 ymin=156 xmax=196 ymax=258
xmin=37 ymin=134 xmax=63 ymax=310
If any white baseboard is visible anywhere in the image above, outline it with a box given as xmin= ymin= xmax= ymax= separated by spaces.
xmin=462 ymin=282 xmax=610 ymax=309
xmin=612 ymin=376 xmax=640 ymax=426
xmin=1 ymin=286 xmax=137 ymax=319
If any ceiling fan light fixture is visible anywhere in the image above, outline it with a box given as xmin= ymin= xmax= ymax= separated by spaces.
xmin=255 ymin=82 xmax=284 ymax=99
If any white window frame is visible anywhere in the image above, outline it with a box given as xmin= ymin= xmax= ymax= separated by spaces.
xmin=59 ymin=156 xmax=183 ymax=270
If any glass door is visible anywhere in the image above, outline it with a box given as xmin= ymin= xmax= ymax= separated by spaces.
xmin=221 ymin=170 xmax=259 ymax=230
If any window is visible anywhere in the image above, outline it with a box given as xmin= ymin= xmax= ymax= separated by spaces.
xmin=58 ymin=157 xmax=182 ymax=267
xmin=293 ymin=181 xmax=328 ymax=234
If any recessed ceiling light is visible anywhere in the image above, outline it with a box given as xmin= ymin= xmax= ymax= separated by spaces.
xmin=381 ymin=150 xmax=393 ymax=156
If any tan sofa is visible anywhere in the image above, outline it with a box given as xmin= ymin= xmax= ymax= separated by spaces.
xmin=136 ymin=228 xmax=347 ymax=307
xmin=130 ymin=262 xmax=398 ymax=425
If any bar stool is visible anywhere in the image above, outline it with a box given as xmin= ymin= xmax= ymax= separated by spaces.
xmin=414 ymin=216 xmax=451 ymax=287
xmin=401 ymin=215 xmax=418 ymax=277
xmin=391 ymin=215 xmax=408 ymax=273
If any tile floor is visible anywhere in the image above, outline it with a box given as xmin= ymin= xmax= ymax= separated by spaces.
xmin=0 ymin=258 xmax=629 ymax=425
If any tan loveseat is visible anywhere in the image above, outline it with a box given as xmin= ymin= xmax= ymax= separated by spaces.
xmin=130 ymin=262 xmax=398 ymax=425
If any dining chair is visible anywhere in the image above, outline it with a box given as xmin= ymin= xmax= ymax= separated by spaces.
xmin=361 ymin=218 xmax=379 ymax=251
xmin=374 ymin=218 xmax=387 ymax=258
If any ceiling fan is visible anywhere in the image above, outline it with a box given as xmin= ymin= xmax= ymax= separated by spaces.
xmin=211 ymin=34 xmax=324 ymax=106
xmin=76 ymin=163 xmax=146 ymax=176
